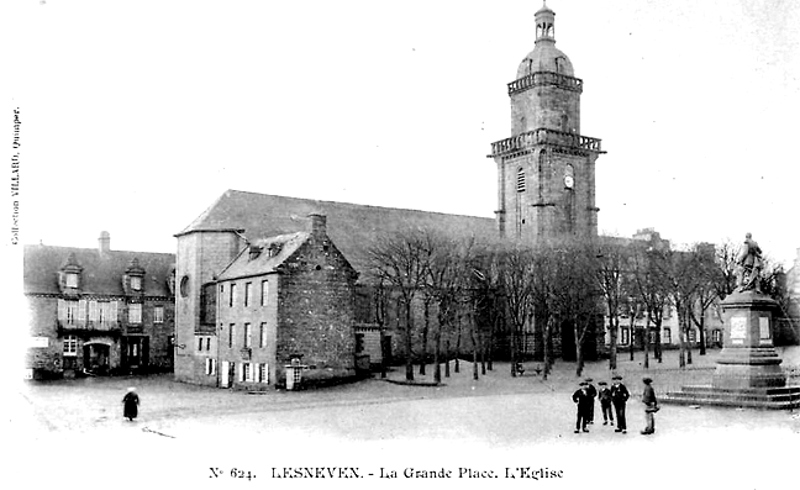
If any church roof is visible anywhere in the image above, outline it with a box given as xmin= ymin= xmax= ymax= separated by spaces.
xmin=24 ymin=245 xmax=175 ymax=296
xmin=177 ymin=190 xmax=496 ymax=273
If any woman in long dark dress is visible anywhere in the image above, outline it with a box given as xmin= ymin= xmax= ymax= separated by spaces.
xmin=122 ymin=387 xmax=139 ymax=421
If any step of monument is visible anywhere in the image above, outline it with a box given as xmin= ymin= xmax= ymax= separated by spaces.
xmin=665 ymin=387 xmax=800 ymax=402
xmin=678 ymin=385 xmax=800 ymax=396
xmin=661 ymin=390 xmax=800 ymax=410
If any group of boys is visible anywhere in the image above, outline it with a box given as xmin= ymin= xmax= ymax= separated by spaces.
xmin=571 ymin=375 xmax=632 ymax=434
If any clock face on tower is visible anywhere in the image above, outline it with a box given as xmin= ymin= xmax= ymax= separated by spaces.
xmin=564 ymin=175 xmax=574 ymax=189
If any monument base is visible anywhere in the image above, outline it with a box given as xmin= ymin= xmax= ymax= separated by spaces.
xmin=662 ymin=385 xmax=800 ymax=410
xmin=662 ymin=290 xmax=800 ymax=410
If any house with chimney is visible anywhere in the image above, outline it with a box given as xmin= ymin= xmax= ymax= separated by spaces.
xmin=24 ymin=232 xmax=176 ymax=379
xmin=177 ymin=211 xmax=361 ymax=389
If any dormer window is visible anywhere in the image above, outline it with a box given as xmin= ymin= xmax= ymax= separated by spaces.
xmin=66 ymin=273 xmax=79 ymax=288
xmin=130 ymin=276 xmax=142 ymax=291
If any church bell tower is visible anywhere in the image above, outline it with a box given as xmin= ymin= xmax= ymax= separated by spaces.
xmin=489 ymin=2 xmax=604 ymax=243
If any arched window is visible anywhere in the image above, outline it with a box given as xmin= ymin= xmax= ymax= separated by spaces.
xmin=516 ymin=168 xmax=526 ymax=193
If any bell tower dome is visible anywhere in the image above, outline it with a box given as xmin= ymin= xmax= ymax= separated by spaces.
xmin=489 ymin=2 xmax=604 ymax=243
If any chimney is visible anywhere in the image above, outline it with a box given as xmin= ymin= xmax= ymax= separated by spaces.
xmin=308 ymin=213 xmax=327 ymax=238
xmin=98 ymin=231 xmax=110 ymax=254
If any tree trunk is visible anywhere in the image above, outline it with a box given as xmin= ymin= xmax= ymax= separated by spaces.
xmin=698 ymin=311 xmax=707 ymax=356
xmin=608 ymin=314 xmax=618 ymax=371
xmin=454 ymin=318 xmax=461 ymax=374
xmin=434 ymin=315 xmax=442 ymax=385
xmin=655 ymin=324 xmax=663 ymax=363
xmin=643 ymin=321 xmax=650 ymax=369
xmin=420 ymin=300 xmax=430 ymax=376
xmin=574 ymin=315 xmax=584 ymax=378
xmin=471 ymin=316 xmax=479 ymax=381
xmin=542 ymin=316 xmax=552 ymax=380
xmin=379 ymin=328 xmax=387 ymax=379
xmin=445 ymin=339 xmax=451 ymax=378
xmin=404 ymin=299 xmax=414 ymax=381
xmin=488 ymin=311 xmax=495 ymax=371
xmin=629 ymin=314 xmax=635 ymax=361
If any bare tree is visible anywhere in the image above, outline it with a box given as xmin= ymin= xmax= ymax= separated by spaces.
xmin=366 ymin=229 xmax=432 ymax=381
xmin=594 ymin=241 xmax=631 ymax=371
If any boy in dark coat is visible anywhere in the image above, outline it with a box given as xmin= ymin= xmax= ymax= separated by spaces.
xmin=572 ymin=382 xmax=592 ymax=433
xmin=598 ymin=381 xmax=614 ymax=426
xmin=610 ymin=375 xmax=629 ymax=433
xmin=584 ymin=378 xmax=597 ymax=424
xmin=641 ymin=377 xmax=658 ymax=435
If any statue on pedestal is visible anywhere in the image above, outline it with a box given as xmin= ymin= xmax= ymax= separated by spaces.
xmin=735 ymin=233 xmax=763 ymax=293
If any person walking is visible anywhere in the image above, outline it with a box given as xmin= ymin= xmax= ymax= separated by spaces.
xmin=572 ymin=382 xmax=592 ymax=433
xmin=610 ymin=375 xmax=629 ymax=434
xmin=598 ymin=381 xmax=614 ymax=426
xmin=584 ymin=378 xmax=597 ymax=424
xmin=122 ymin=387 xmax=140 ymax=422
xmin=641 ymin=377 xmax=659 ymax=435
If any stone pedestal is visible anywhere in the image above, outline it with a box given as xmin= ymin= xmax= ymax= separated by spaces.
xmin=712 ymin=291 xmax=786 ymax=389
xmin=662 ymin=291 xmax=800 ymax=410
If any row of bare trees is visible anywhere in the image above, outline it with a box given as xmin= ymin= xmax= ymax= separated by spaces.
xmin=366 ymin=228 xmax=789 ymax=381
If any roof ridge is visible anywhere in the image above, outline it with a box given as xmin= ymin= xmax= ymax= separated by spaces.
xmin=222 ymin=189 xmax=493 ymax=220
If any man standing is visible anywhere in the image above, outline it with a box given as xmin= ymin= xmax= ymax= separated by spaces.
xmin=572 ymin=382 xmax=592 ymax=433
xmin=641 ymin=377 xmax=658 ymax=435
xmin=610 ymin=375 xmax=629 ymax=434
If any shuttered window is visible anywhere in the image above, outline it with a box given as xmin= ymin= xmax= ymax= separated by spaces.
xmin=516 ymin=168 xmax=525 ymax=192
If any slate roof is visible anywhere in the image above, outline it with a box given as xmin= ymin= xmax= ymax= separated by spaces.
xmin=177 ymin=190 xmax=496 ymax=273
xmin=217 ymin=232 xmax=308 ymax=281
xmin=24 ymin=245 xmax=175 ymax=297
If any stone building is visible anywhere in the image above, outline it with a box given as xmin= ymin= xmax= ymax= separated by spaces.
xmin=173 ymin=192 xmax=495 ymax=387
xmin=24 ymin=232 xmax=176 ymax=379
xmin=186 ymin=214 xmax=359 ymax=389
xmin=489 ymin=3 xmax=603 ymax=243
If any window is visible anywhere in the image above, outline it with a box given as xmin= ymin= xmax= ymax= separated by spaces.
xmin=244 ymin=323 xmax=252 ymax=348
xmin=712 ymin=329 xmax=722 ymax=343
xmin=128 ymin=304 xmax=142 ymax=324
xmin=88 ymin=301 xmax=99 ymax=322
xmin=197 ymin=337 xmax=203 ymax=352
xmin=66 ymin=301 xmax=79 ymax=325
xmin=259 ymin=322 xmax=267 ymax=348
xmin=179 ymin=276 xmax=190 ymax=298
xmin=620 ymin=328 xmax=630 ymax=345
xmin=244 ymin=282 xmax=252 ymax=307
xmin=205 ymin=358 xmax=217 ymax=376
xmin=99 ymin=301 xmax=117 ymax=324
xmin=229 ymin=284 xmax=236 ymax=307
xmin=66 ymin=273 xmax=79 ymax=288
xmin=516 ymin=168 xmax=525 ymax=192
xmin=261 ymin=280 xmax=269 ymax=306
xmin=258 ymin=363 xmax=268 ymax=383
xmin=153 ymin=306 xmax=164 ymax=324
xmin=63 ymin=335 xmax=78 ymax=356
xmin=229 ymin=324 xmax=235 ymax=348
xmin=648 ymin=330 xmax=657 ymax=344
xmin=688 ymin=329 xmax=697 ymax=343
xmin=663 ymin=328 xmax=672 ymax=344
xmin=241 ymin=362 xmax=253 ymax=383
xmin=205 ymin=337 xmax=212 ymax=351
xmin=130 ymin=276 xmax=142 ymax=291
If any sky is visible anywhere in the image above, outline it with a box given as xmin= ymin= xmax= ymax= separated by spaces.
xmin=7 ymin=0 xmax=800 ymax=269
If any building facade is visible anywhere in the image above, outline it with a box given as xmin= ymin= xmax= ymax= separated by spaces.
xmin=489 ymin=4 xmax=603 ymax=243
xmin=183 ymin=215 xmax=359 ymax=389
xmin=24 ymin=232 xmax=176 ymax=379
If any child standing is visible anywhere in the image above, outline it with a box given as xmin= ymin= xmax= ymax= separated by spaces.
xmin=598 ymin=381 xmax=614 ymax=426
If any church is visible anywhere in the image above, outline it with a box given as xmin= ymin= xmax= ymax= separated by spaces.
xmin=174 ymin=3 xmax=606 ymax=388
